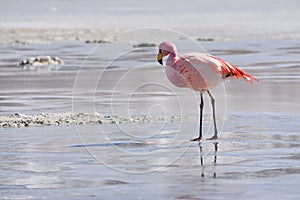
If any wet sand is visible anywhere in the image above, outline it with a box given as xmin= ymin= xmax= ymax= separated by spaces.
xmin=1 ymin=0 xmax=300 ymax=199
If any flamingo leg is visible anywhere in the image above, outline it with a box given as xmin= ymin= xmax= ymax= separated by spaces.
xmin=191 ymin=93 xmax=204 ymax=141
xmin=207 ymin=91 xmax=218 ymax=140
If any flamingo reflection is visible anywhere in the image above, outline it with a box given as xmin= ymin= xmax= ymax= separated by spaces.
xmin=199 ymin=142 xmax=219 ymax=178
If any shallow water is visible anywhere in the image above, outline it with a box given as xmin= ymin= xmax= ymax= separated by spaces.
xmin=1 ymin=39 xmax=300 ymax=116
xmin=0 ymin=39 xmax=300 ymax=199
xmin=0 ymin=117 xmax=300 ymax=199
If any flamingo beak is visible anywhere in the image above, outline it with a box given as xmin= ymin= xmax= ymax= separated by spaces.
xmin=157 ymin=50 xmax=163 ymax=65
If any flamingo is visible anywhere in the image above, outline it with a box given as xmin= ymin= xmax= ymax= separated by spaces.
xmin=157 ymin=41 xmax=258 ymax=141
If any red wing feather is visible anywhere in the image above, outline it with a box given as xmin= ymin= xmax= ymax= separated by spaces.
xmin=207 ymin=55 xmax=259 ymax=84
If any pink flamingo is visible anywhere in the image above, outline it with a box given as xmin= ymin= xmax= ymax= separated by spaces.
xmin=157 ymin=41 xmax=258 ymax=141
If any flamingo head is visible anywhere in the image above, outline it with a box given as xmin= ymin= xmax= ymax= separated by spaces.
xmin=157 ymin=41 xmax=177 ymax=65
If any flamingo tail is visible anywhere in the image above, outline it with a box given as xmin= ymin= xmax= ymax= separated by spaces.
xmin=208 ymin=55 xmax=259 ymax=84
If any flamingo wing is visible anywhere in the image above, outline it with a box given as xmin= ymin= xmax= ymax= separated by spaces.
xmin=207 ymin=54 xmax=259 ymax=84
xmin=173 ymin=53 xmax=223 ymax=91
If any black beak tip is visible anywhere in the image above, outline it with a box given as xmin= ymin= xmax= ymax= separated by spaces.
xmin=158 ymin=59 xmax=163 ymax=65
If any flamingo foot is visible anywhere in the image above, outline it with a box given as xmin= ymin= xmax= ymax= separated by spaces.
xmin=190 ymin=137 xmax=202 ymax=142
xmin=206 ymin=135 xmax=218 ymax=140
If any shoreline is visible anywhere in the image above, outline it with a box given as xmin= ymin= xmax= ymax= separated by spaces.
xmin=0 ymin=112 xmax=190 ymax=128
xmin=1 ymin=28 xmax=299 ymax=45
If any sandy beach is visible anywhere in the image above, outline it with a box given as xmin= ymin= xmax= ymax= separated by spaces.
xmin=1 ymin=0 xmax=300 ymax=199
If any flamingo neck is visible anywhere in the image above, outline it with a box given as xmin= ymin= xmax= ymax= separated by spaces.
xmin=167 ymin=52 xmax=178 ymax=66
